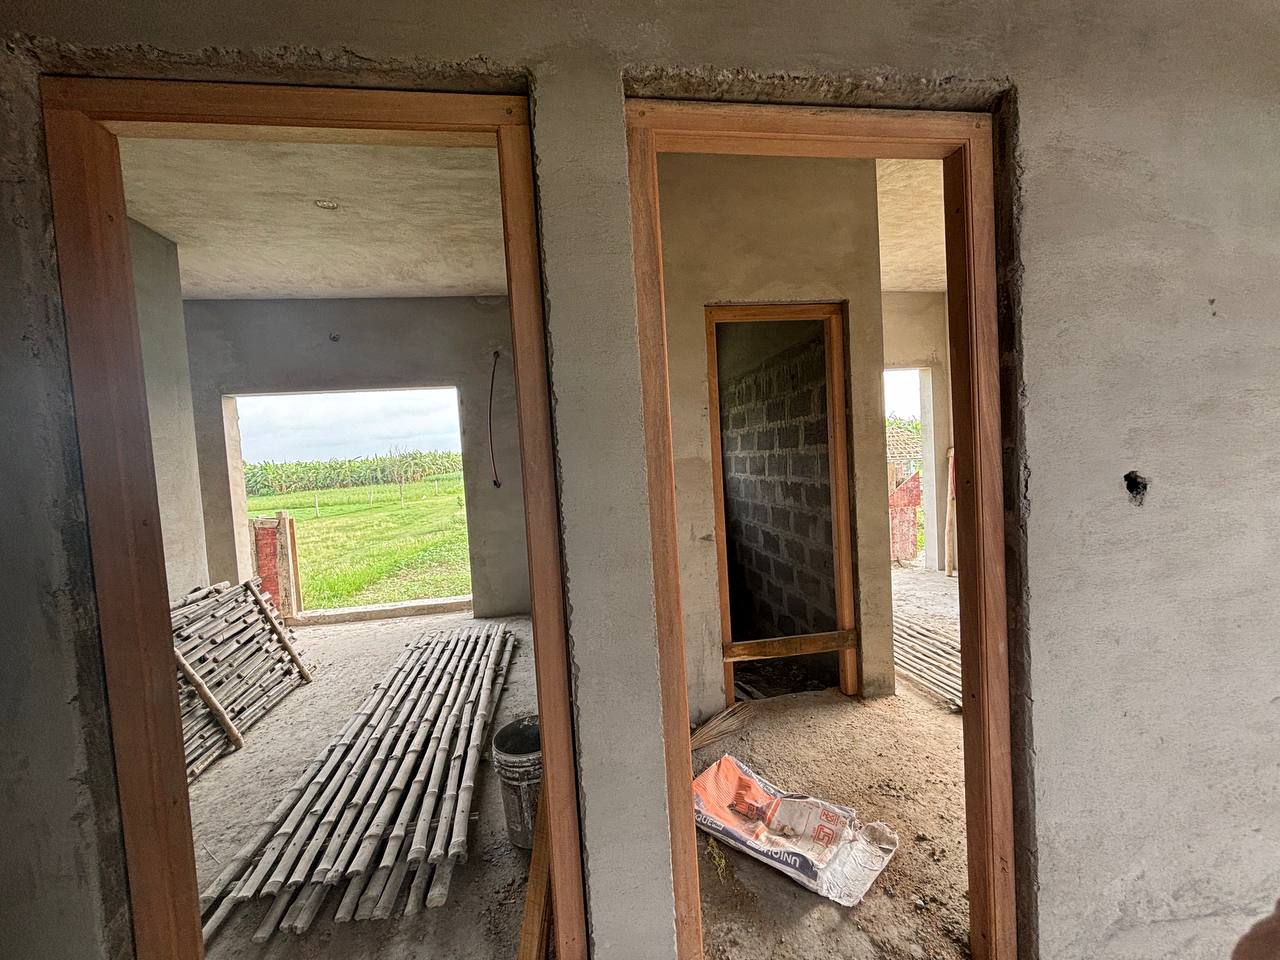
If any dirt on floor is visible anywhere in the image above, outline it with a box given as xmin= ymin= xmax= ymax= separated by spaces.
xmin=188 ymin=612 xmax=537 ymax=960
xmin=694 ymin=684 xmax=969 ymax=960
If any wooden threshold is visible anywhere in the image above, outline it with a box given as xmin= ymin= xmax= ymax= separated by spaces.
xmin=723 ymin=630 xmax=857 ymax=662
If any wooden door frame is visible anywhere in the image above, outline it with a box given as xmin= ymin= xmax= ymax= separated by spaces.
xmin=627 ymin=99 xmax=1015 ymax=960
xmin=41 ymin=77 xmax=587 ymax=960
xmin=704 ymin=302 xmax=858 ymax=705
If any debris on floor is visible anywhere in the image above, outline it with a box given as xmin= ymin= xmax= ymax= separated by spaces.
xmin=174 ymin=578 xmax=312 ymax=781
xmin=693 ymin=755 xmax=898 ymax=907
xmin=691 ymin=701 xmax=758 ymax=751
xmin=695 ymin=686 xmax=969 ymax=960
xmin=199 ymin=621 xmax=516 ymax=945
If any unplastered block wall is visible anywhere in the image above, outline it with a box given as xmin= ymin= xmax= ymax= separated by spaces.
xmin=183 ymin=297 xmax=531 ymax=618
xmin=5 ymin=7 xmax=1280 ymax=959
xmin=129 ymin=219 xmax=210 ymax=600
xmin=661 ymin=153 xmax=893 ymax=721
xmin=718 ymin=332 xmax=837 ymax=640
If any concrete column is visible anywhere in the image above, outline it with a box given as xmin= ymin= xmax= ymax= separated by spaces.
xmin=919 ymin=366 xmax=953 ymax=571
xmin=129 ymin=219 xmax=209 ymax=599
xmin=192 ymin=390 xmax=253 ymax=584
xmin=530 ymin=54 xmax=678 ymax=958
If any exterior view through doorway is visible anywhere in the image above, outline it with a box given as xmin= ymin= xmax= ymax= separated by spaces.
xmin=42 ymin=78 xmax=586 ymax=960
xmin=627 ymin=100 xmax=1016 ymax=960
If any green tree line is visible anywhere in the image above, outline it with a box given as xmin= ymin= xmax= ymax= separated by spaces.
xmin=244 ymin=450 xmax=463 ymax=496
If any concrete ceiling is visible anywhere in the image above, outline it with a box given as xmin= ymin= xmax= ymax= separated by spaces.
xmin=119 ymin=139 xmax=942 ymax=299
xmin=875 ymin=159 xmax=947 ymax=292
xmin=120 ymin=138 xmax=506 ymax=299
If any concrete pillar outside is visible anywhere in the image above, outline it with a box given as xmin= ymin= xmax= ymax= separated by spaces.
xmin=919 ymin=364 xmax=953 ymax=571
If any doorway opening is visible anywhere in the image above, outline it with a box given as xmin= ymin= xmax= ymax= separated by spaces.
xmin=707 ymin=304 xmax=857 ymax=702
xmin=238 ymin=387 xmax=473 ymax=614
xmin=44 ymin=78 xmax=585 ymax=960
xmin=627 ymin=100 xmax=1015 ymax=960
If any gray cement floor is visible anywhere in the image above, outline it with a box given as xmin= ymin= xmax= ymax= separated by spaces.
xmin=189 ymin=612 xmax=536 ymax=960
xmin=890 ymin=561 xmax=960 ymax=636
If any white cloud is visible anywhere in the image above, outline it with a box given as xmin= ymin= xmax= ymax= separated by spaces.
xmin=236 ymin=388 xmax=462 ymax=462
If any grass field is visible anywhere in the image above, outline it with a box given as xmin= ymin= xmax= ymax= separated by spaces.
xmin=246 ymin=473 xmax=470 ymax=610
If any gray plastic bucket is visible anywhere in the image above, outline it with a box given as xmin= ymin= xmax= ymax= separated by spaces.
xmin=491 ymin=714 xmax=542 ymax=849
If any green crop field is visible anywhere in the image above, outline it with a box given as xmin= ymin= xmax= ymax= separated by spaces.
xmin=246 ymin=473 xmax=470 ymax=610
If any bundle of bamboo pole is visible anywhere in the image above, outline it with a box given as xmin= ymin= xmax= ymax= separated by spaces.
xmin=892 ymin=612 xmax=963 ymax=708
xmin=200 ymin=622 xmax=517 ymax=945
xmin=174 ymin=578 xmax=312 ymax=781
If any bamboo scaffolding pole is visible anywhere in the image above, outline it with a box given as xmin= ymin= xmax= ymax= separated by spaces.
xmin=246 ymin=578 xmax=312 ymax=681
xmin=234 ymin=650 xmax=413 ymax=901
xmin=284 ymin=636 xmax=446 ymax=890
xmin=406 ymin=625 xmax=498 ymax=866
xmin=323 ymin=630 xmax=472 ymax=884
xmin=425 ymin=855 xmax=456 ymax=909
xmin=333 ymin=870 xmax=370 ymax=923
xmin=200 ymin=737 xmax=339 ymax=910
xmin=430 ymin=631 xmax=506 ymax=865
xmin=263 ymin=646 xmax=431 ymax=896
xmin=449 ymin=629 xmax=515 ymax=861
xmin=196 ymin=623 xmax=520 ymax=940
xmin=403 ymin=861 xmax=430 ymax=918
xmin=251 ymin=889 xmax=297 ymax=944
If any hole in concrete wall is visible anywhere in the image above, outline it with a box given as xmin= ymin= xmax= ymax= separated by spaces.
xmin=1123 ymin=470 xmax=1150 ymax=506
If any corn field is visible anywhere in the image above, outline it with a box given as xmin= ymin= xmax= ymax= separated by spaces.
xmin=243 ymin=450 xmax=463 ymax=496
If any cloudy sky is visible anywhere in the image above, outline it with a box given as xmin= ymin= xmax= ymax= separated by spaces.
xmin=236 ymin=388 xmax=462 ymax=463
xmin=883 ymin=368 xmax=921 ymax=419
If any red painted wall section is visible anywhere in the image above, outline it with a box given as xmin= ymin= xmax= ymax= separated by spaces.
xmin=253 ymin=522 xmax=280 ymax=601
xmin=888 ymin=470 xmax=921 ymax=562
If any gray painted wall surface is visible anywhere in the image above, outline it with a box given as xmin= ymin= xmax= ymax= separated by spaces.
xmin=883 ymin=291 xmax=952 ymax=570
xmin=183 ymin=298 xmax=531 ymax=619
xmin=660 ymin=153 xmax=893 ymax=721
xmin=129 ymin=219 xmax=210 ymax=600
xmin=3 ymin=5 xmax=1280 ymax=959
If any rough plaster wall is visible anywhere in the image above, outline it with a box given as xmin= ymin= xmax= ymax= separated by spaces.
xmin=183 ymin=297 xmax=532 ymax=618
xmin=0 ymin=47 xmax=134 ymax=960
xmin=128 ymin=219 xmax=210 ymax=600
xmin=883 ymin=291 xmax=952 ymax=570
xmin=717 ymin=330 xmax=838 ymax=642
xmin=660 ymin=153 xmax=893 ymax=719
xmin=5 ymin=3 xmax=1280 ymax=957
xmin=529 ymin=57 xmax=679 ymax=955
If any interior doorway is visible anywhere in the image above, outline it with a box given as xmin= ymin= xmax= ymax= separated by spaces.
xmin=706 ymin=303 xmax=857 ymax=703
xmin=42 ymin=78 xmax=586 ymax=960
xmin=627 ymin=100 xmax=1015 ymax=960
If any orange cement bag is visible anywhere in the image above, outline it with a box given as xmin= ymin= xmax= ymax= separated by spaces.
xmin=692 ymin=755 xmax=898 ymax=906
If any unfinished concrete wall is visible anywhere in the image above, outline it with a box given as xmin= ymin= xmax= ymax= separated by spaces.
xmin=183 ymin=297 xmax=530 ymax=618
xmin=717 ymin=326 xmax=838 ymax=641
xmin=883 ymin=291 xmax=952 ymax=570
xmin=661 ymin=153 xmax=892 ymax=719
xmin=129 ymin=219 xmax=210 ymax=600
xmin=6 ymin=6 xmax=1280 ymax=959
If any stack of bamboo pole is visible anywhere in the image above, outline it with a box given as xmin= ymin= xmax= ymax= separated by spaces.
xmin=892 ymin=612 xmax=962 ymax=708
xmin=199 ymin=622 xmax=516 ymax=945
xmin=174 ymin=578 xmax=312 ymax=781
